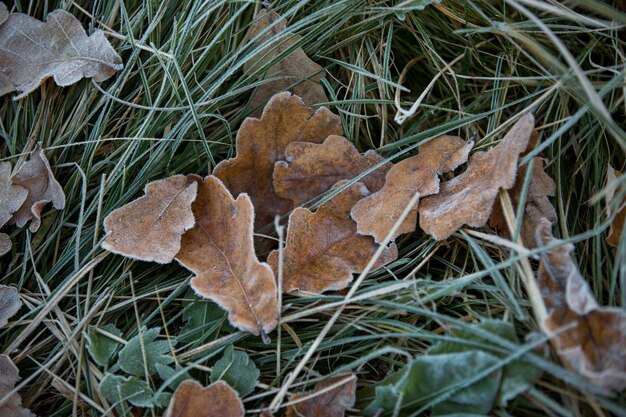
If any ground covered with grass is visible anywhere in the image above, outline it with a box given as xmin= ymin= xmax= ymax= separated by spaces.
xmin=1 ymin=0 xmax=626 ymax=416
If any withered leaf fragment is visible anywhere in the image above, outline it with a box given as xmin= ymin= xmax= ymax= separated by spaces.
xmin=0 ymin=354 xmax=35 ymax=417
xmin=176 ymin=175 xmax=278 ymax=338
xmin=0 ymin=285 xmax=21 ymax=328
xmin=0 ymin=7 xmax=122 ymax=99
xmin=419 ymin=114 xmax=534 ymax=240
xmin=273 ymin=135 xmax=390 ymax=207
xmin=268 ymin=181 xmax=398 ymax=294
xmin=0 ymin=3 xmax=7 ymax=25
xmin=286 ymin=374 xmax=356 ymax=417
xmin=537 ymin=219 xmax=626 ymax=390
xmin=351 ymin=135 xmax=472 ymax=244
xmin=9 ymin=145 xmax=65 ymax=233
xmin=605 ymin=165 xmax=625 ymax=247
xmin=164 ymin=380 xmax=244 ymax=417
xmin=102 ymin=175 xmax=197 ymax=264
xmin=244 ymin=9 xmax=328 ymax=116
xmin=0 ymin=161 xmax=27 ymax=255
xmin=214 ymin=92 xmax=342 ymax=231
xmin=490 ymin=157 xmax=556 ymax=248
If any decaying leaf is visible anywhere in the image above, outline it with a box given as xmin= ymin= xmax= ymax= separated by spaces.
xmin=351 ymin=135 xmax=473 ymax=244
xmin=489 ymin=156 xmax=556 ymax=248
xmin=176 ymin=175 xmax=278 ymax=338
xmin=273 ymin=135 xmax=390 ymax=207
xmin=286 ymin=374 xmax=356 ymax=417
xmin=536 ymin=219 xmax=626 ymax=390
xmin=164 ymin=380 xmax=244 ymax=417
xmin=419 ymin=114 xmax=534 ymax=240
xmin=605 ymin=165 xmax=625 ymax=247
xmin=0 ymin=285 xmax=21 ymax=328
xmin=268 ymin=181 xmax=398 ymax=294
xmin=214 ymin=92 xmax=342 ymax=231
xmin=244 ymin=9 xmax=327 ymax=116
xmin=0 ymin=7 xmax=122 ymax=99
xmin=8 ymin=145 xmax=65 ymax=233
xmin=0 ymin=3 xmax=7 ymax=26
xmin=0 ymin=161 xmax=27 ymax=255
xmin=0 ymin=354 xmax=35 ymax=417
xmin=102 ymin=175 xmax=197 ymax=264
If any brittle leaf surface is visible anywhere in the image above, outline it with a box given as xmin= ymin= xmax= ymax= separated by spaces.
xmin=102 ymin=175 xmax=197 ymax=264
xmin=176 ymin=175 xmax=278 ymax=338
xmin=163 ymin=380 xmax=244 ymax=417
xmin=351 ymin=135 xmax=472 ymax=243
xmin=268 ymin=181 xmax=397 ymax=294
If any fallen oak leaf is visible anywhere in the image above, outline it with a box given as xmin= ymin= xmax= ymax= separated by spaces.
xmin=176 ymin=175 xmax=278 ymax=339
xmin=268 ymin=181 xmax=397 ymax=294
xmin=489 ymin=156 xmax=556 ymax=248
xmin=0 ymin=285 xmax=21 ymax=328
xmin=0 ymin=354 xmax=35 ymax=417
xmin=9 ymin=145 xmax=65 ymax=233
xmin=102 ymin=175 xmax=198 ymax=263
xmin=418 ymin=114 xmax=535 ymax=240
xmin=605 ymin=165 xmax=625 ymax=247
xmin=214 ymin=92 xmax=342 ymax=232
xmin=351 ymin=135 xmax=473 ymax=244
xmin=0 ymin=161 xmax=27 ymax=255
xmin=286 ymin=373 xmax=356 ymax=417
xmin=536 ymin=218 xmax=626 ymax=390
xmin=164 ymin=380 xmax=244 ymax=417
xmin=0 ymin=7 xmax=122 ymax=99
xmin=244 ymin=9 xmax=328 ymax=117
xmin=273 ymin=135 xmax=390 ymax=207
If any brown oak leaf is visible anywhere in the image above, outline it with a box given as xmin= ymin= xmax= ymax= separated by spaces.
xmin=176 ymin=175 xmax=278 ymax=338
xmin=0 ymin=7 xmax=122 ymax=99
xmin=418 ymin=114 xmax=535 ymax=240
xmin=273 ymin=135 xmax=390 ymax=207
xmin=164 ymin=380 xmax=244 ymax=417
xmin=9 ymin=145 xmax=65 ymax=233
xmin=102 ymin=175 xmax=197 ymax=264
xmin=244 ymin=9 xmax=327 ymax=116
xmin=286 ymin=374 xmax=356 ymax=417
xmin=351 ymin=135 xmax=473 ymax=244
xmin=489 ymin=157 xmax=556 ymax=248
xmin=213 ymin=92 xmax=342 ymax=232
xmin=268 ymin=181 xmax=397 ymax=294
xmin=0 ymin=161 xmax=27 ymax=255
xmin=0 ymin=354 xmax=35 ymax=417
xmin=536 ymin=219 xmax=626 ymax=390
xmin=605 ymin=165 xmax=625 ymax=247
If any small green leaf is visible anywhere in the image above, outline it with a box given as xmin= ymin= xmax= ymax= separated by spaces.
xmin=430 ymin=320 xmax=542 ymax=406
xmin=86 ymin=324 xmax=122 ymax=367
xmin=210 ymin=345 xmax=259 ymax=397
xmin=156 ymin=363 xmax=192 ymax=391
xmin=364 ymin=351 xmax=501 ymax=417
xmin=117 ymin=327 xmax=175 ymax=376
xmin=180 ymin=297 xmax=227 ymax=343
xmin=153 ymin=392 xmax=172 ymax=408
xmin=99 ymin=373 xmax=155 ymax=408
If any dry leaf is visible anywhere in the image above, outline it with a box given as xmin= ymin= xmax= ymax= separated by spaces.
xmin=244 ymin=9 xmax=327 ymax=116
xmin=0 ymin=161 xmax=27 ymax=255
xmin=0 ymin=285 xmax=20 ymax=328
xmin=9 ymin=145 xmax=65 ymax=233
xmin=0 ymin=7 xmax=122 ymax=99
xmin=164 ymin=380 xmax=244 ymax=417
xmin=273 ymin=135 xmax=390 ymax=207
xmin=268 ymin=181 xmax=397 ymax=294
xmin=536 ymin=219 xmax=626 ymax=390
xmin=0 ymin=354 xmax=35 ymax=417
xmin=176 ymin=175 xmax=278 ymax=338
xmin=489 ymin=157 xmax=556 ymax=248
xmin=419 ymin=114 xmax=535 ymax=240
xmin=286 ymin=374 xmax=356 ymax=417
xmin=0 ymin=3 xmax=7 ymax=26
xmin=351 ymin=135 xmax=473 ymax=244
xmin=102 ymin=175 xmax=197 ymax=264
xmin=605 ymin=165 xmax=625 ymax=247
xmin=214 ymin=92 xmax=342 ymax=231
